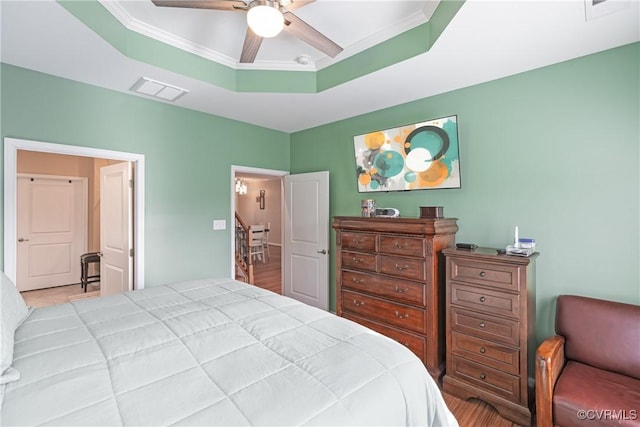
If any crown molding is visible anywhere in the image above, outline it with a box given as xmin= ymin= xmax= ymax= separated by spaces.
xmin=315 ymin=7 xmax=432 ymax=70
xmin=99 ymin=0 xmax=238 ymax=67
xmin=99 ymin=0 xmax=434 ymax=72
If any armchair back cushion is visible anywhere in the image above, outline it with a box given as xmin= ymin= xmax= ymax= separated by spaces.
xmin=556 ymin=295 xmax=640 ymax=380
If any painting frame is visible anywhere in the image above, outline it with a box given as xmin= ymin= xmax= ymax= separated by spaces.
xmin=353 ymin=115 xmax=461 ymax=193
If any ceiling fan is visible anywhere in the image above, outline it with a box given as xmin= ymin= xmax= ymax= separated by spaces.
xmin=150 ymin=0 xmax=343 ymax=64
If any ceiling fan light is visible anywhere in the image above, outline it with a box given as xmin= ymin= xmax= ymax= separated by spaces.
xmin=247 ymin=3 xmax=284 ymax=38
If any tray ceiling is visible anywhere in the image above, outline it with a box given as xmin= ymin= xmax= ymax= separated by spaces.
xmin=1 ymin=0 xmax=638 ymax=132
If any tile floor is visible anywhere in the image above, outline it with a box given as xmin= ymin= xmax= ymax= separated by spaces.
xmin=20 ymin=283 xmax=100 ymax=307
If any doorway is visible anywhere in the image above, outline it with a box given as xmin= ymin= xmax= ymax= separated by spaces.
xmin=230 ymin=167 xmax=331 ymax=311
xmin=231 ymin=166 xmax=287 ymax=292
xmin=3 ymin=137 xmax=145 ymax=294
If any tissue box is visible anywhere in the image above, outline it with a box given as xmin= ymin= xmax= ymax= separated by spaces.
xmin=420 ymin=206 xmax=444 ymax=218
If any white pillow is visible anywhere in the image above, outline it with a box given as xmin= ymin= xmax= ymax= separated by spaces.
xmin=1 ymin=272 xmax=31 ymax=384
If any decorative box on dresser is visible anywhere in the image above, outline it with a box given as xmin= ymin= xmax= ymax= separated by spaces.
xmin=332 ymin=216 xmax=458 ymax=382
xmin=442 ymin=247 xmax=538 ymax=426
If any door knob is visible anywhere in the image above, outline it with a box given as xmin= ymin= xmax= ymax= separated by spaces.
xmin=317 ymin=249 xmax=328 ymax=254
xmin=18 ymin=238 xmax=29 ymax=242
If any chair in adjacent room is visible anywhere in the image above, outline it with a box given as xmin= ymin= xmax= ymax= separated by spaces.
xmin=249 ymin=225 xmax=266 ymax=264
xmin=262 ymin=222 xmax=271 ymax=262
xmin=80 ymin=252 xmax=101 ymax=292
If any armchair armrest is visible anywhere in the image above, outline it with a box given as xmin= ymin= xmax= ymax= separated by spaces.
xmin=535 ymin=335 xmax=566 ymax=427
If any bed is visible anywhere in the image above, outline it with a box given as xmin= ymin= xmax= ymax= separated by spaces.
xmin=1 ymin=274 xmax=458 ymax=426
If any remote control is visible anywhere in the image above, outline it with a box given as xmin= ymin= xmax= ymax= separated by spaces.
xmin=456 ymin=243 xmax=478 ymax=250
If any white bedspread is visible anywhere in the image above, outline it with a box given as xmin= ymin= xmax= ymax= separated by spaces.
xmin=2 ymin=278 xmax=457 ymax=426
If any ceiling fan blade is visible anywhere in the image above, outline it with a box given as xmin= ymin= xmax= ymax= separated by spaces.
xmin=151 ymin=0 xmax=247 ymax=11
xmin=282 ymin=12 xmax=342 ymax=58
xmin=240 ymin=28 xmax=264 ymax=63
xmin=281 ymin=0 xmax=315 ymax=12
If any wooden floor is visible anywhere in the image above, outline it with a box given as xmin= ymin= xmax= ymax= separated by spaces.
xmin=443 ymin=394 xmax=521 ymax=427
xmin=23 ymin=246 xmax=521 ymax=426
xmin=252 ymin=244 xmax=283 ymax=294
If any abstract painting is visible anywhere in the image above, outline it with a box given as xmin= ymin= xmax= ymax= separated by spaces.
xmin=353 ymin=115 xmax=461 ymax=192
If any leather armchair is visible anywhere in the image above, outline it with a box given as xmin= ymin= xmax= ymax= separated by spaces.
xmin=535 ymin=295 xmax=640 ymax=427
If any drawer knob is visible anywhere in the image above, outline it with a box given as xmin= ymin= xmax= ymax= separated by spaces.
xmin=394 ymin=264 xmax=409 ymax=271
xmin=352 ymin=277 xmax=364 ymax=284
xmin=353 ymin=299 xmax=364 ymax=307
xmin=352 ymin=258 xmax=361 ymax=263
xmin=394 ymin=311 xmax=409 ymax=319
xmin=394 ymin=242 xmax=408 ymax=249
xmin=480 ymin=347 xmax=486 ymax=354
xmin=479 ymin=271 xmax=486 ymax=277
xmin=394 ymin=285 xmax=409 ymax=293
xmin=479 ymin=296 xmax=486 ymax=303
xmin=480 ymin=374 xmax=487 ymax=380
xmin=354 ymin=239 xmax=364 ymax=244
xmin=479 ymin=322 xmax=486 ymax=328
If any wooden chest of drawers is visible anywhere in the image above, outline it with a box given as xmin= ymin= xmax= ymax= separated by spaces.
xmin=332 ymin=216 xmax=458 ymax=381
xmin=442 ymin=247 xmax=538 ymax=426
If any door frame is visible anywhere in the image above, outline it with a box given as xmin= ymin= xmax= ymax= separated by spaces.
xmin=230 ymin=165 xmax=288 ymax=277
xmin=3 ymin=137 xmax=145 ymax=289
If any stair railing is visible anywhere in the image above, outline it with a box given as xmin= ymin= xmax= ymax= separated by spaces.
xmin=234 ymin=212 xmax=254 ymax=284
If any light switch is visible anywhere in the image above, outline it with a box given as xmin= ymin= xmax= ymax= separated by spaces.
xmin=213 ymin=220 xmax=226 ymax=230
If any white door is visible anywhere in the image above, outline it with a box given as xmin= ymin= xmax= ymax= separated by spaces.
xmin=100 ymin=162 xmax=133 ymax=296
xmin=283 ymin=171 xmax=330 ymax=310
xmin=16 ymin=175 xmax=87 ymax=291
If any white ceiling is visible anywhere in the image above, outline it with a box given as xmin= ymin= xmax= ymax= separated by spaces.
xmin=105 ymin=0 xmax=438 ymax=70
xmin=1 ymin=0 xmax=638 ymax=133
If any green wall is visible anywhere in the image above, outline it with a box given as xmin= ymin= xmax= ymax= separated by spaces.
xmin=1 ymin=43 xmax=638 ymax=341
xmin=291 ymin=42 xmax=640 ymax=341
xmin=0 ymin=64 xmax=290 ymax=285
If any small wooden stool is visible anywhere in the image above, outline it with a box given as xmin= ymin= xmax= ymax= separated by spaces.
xmin=80 ymin=252 xmax=100 ymax=292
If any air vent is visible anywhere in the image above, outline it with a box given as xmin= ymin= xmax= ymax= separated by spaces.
xmin=130 ymin=77 xmax=188 ymax=102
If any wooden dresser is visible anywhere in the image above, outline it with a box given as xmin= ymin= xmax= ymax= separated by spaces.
xmin=332 ymin=216 xmax=458 ymax=381
xmin=442 ymin=247 xmax=538 ymax=426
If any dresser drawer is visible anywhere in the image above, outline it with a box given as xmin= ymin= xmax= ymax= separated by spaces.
xmin=341 ymin=271 xmax=425 ymax=305
xmin=343 ymin=313 xmax=426 ymax=362
xmin=341 ymin=232 xmax=377 ymax=252
xmin=449 ymin=258 xmax=520 ymax=292
xmin=450 ymin=307 xmax=520 ymax=346
xmin=379 ymin=255 xmax=427 ymax=281
xmin=450 ymin=283 xmax=519 ymax=318
xmin=342 ymin=290 xmax=426 ymax=334
xmin=449 ymin=355 xmax=520 ymax=402
xmin=380 ymin=235 xmax=428 ymax=257
xmin=450 ymin=331 xmax=519 ymax=375
xmin=341 ymin=251 xmax=377 ymax=272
